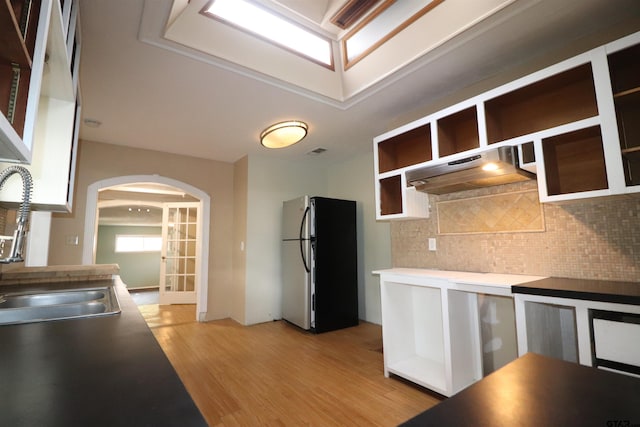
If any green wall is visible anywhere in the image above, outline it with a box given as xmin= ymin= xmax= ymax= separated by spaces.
xmin=96 ymin=225 xmax=161 ymax=289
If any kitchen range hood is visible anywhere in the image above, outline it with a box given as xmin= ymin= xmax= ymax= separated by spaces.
xmin=406 ymin=146 xmax=535 ymax=195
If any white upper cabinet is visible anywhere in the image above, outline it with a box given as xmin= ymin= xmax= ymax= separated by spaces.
xmin=0 ymin=0 xmax=81 ymax=212
xmin=0 ymin=0 xmax=50 ymax=162
xmin=373 ymin=31 xmax=640 ymax=219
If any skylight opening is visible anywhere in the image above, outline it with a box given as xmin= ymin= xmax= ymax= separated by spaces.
xmin=202 ymin=0 xmax=334 ymax=69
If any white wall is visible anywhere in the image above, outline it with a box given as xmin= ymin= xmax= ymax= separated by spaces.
xmin=242 ymin=150 xmax=390 ymax=326
xmin=244 ymin=155 xmax=327 ymax=325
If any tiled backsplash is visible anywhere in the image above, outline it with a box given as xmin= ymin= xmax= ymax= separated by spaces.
xmin=437 ymin=189 xmax=544 ymax=234
xmin=391 ymin=181 xmax=640 ymax=282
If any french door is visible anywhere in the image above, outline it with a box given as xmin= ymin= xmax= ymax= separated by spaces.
xmin=159 ymin=202 xmax=199 ymax=304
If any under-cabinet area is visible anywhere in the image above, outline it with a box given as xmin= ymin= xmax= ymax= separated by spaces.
xmin=376 ymin=268 xmax=544 ymax=396
xmin=373 ymin=31 xmax=640 ymax=220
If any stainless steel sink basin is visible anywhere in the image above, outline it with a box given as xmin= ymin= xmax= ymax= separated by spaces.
xmin=0 ymin=289 xmax=107 ymax=308
xmin=0 ymin=286 xmax=121 ymax=325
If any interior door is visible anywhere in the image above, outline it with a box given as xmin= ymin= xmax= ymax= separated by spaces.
xmin=159 ymin=202 xmax=199 ymax=304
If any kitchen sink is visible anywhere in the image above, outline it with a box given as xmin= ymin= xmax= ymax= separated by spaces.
xmin=0 ymin=286 xmax=121 ymax=325
xmin=0 ymin=289 xmax=107 ymax=308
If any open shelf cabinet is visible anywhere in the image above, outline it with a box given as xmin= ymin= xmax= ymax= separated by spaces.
xmin=608 ymin=42 xmax=640 ymax=187
xmin=373 ymin=30 xmax=640 ymax=217
xmin=378 ymin=123 xmax=431 ymax=173
xmin=542 ymin=126 xmax=608 ymax=196
xmin=374 ymin=120 xmax=431 ymax=220
xmin=0 ymin=0 xmax=42 ymax=162
xmin=437 ymin=106 xmax=479 ymax=157
xmin=0 ymin=0 xmax=81 ymax=212
xmin=485 ymin=64 xmax=599 ymax=144
xmin=378 ymin=175 xmax=402 ymax=216
xmin=381 ymin=281 xmax=448 ymax=395
xmin=378 ymin=270 xmax=533 ymax=396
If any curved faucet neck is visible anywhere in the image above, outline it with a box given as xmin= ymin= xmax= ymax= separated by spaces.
xmin=0 ymin=166 xmax=33 ymax=263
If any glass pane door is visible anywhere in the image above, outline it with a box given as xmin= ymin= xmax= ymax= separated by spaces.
xmin=159 ymin=202 xmax=199 ymax=304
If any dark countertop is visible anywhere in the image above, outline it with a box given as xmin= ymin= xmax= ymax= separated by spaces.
xmin=401 ymin=353 xmax=640 ymax=427
xmin=0 ymin=278 xmax=207 ymax=427
xmin=512 ymin=277 xmax=640 ymax=305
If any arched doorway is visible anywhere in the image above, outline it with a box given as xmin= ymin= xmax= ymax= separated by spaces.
xmin=83 ymin=175 xmax=210 ymax=321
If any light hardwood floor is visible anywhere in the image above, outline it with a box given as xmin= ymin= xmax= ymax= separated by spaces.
xmin=139 ymin=304 xmax=441 ymax=426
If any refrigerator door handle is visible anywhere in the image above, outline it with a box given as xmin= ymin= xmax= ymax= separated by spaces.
xmin=300 ymin=206 xmax=311 ymax=273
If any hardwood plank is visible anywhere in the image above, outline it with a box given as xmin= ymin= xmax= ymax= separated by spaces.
xmin=138 ymin=305 xmax=441 ymax=426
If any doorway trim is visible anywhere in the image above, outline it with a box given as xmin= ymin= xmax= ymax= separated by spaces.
xmin=83 ymin=175 xmax=210 ymax=321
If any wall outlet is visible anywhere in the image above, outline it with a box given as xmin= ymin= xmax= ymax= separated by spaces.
xmin=65 ymin=235 xmax=79 ymax=246
xmin=428 ymin=238 xmax=437 ymax=251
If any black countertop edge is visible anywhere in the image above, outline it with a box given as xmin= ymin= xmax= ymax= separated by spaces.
xmin=512 ymin=277 xmax=640 ymax=306
xmin=400 ymin=353 xmax=640 ymax=427
xmin=0 ymin=276 xmax=208 ymax=427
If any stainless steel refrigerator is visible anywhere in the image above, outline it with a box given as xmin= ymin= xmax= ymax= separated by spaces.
xmin=281 ymin=196 xmax=358 ymax=333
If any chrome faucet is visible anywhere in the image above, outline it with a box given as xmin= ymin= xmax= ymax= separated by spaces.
xmin=0 ymin=166 xmax=32 ymax=263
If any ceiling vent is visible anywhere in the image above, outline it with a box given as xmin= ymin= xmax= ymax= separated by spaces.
xmin=330 ymin=0 xmax=378 ymax=29
xmin=307 ymin=147 xmax=327 ymax=155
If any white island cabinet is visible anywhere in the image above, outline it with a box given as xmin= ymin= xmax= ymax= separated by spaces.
xmin=375 ymin=268 xmax=545 ymax=396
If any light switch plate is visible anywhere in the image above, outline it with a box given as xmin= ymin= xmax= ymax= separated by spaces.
xmin=428 ymin=238 xmax=436 ymax=251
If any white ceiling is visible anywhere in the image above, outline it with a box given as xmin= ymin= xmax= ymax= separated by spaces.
xmin=77 ymin=0 xmax=640 ymax=167
xmin=97 ymin=183 xmax=198 ymax=225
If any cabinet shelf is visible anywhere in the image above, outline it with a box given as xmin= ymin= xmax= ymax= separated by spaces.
xmin=378 ymin=123 xmax=431 ymax=173
xmin=437 ymin=106 xmax=479 ymax=157
xmin=520 ymin=141 xmax=536 ymax=164
xmin=485 ymin=64 xmax=598 ymax=144
xmin=388 ymin=357 xmax=447 ymax=394
xmin=622 ymin=146 xmax=640 ymax=162
xmin=613 ymin=86 xmax=640 ymax=100
xmin=542 ymin=126 xmax=608 ymax=196
xmin=608 ymin=43 xmax=640 ymax=94
xmin=379 ymin=175 xmax=402 ymax=216
xmin=1 ymin=0 xmax=40 ymax=154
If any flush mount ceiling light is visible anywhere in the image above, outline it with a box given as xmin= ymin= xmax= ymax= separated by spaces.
xmin=260 ymin=121 xmax=308 ymax=148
